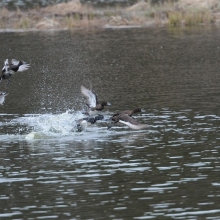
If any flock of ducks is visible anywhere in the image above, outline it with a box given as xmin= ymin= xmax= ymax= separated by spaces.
xmin=80 ymin=85 xmax=147 ymax=131
xmin=0 ymin=58 xmax=147 ymax=131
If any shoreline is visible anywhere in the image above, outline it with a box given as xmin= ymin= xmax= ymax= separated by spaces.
xmin=0 ymin=0 xmax=220 ymax=32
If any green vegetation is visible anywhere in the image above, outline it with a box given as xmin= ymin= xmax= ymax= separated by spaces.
xmin=168 ymin=9 xmax=214 ymax=26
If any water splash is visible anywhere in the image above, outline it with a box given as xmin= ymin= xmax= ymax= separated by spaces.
xmin=3 ymin=110 xmax=120 ymax=142
xmin=6 ymin=111 xmax=96 ymax=140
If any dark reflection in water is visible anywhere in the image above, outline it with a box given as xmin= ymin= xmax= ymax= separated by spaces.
xmin=0 ymin=0 xmax=135 ymax=9
xmin=0 ymin=27 xmax=220 ymax=219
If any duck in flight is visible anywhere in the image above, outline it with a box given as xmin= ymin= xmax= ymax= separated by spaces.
xmin=108 ymin=109 xmax=147 ymax=130
xmin=81 ymin=85 xmax=111 ymax=116
xmin=112 ymin=108 xmax=143 ymax=117
xmin=1 ymin=59 xmax=30 ymax=84
xmin=0 ymin=91 xmax=8 ymax=105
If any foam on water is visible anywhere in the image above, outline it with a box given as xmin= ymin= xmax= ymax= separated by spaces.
xmin=0 ymin=110 xmax=128 ymax=142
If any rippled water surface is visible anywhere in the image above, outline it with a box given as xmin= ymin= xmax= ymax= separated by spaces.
xmin=0 ymin=27 xmax=220 ymax=219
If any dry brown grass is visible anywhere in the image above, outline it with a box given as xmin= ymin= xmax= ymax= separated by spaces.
xmin=168 ymin=0 xmax=218 ymax=26
xmin=177 ymin=0 xmax=220 ymax=10
xmin=0 ymin=0 xmax=220 ymax=30
xmin=42 ymin=0 xmax=85 ymax=15
xmin=35 ymin=17 xmax=60 ymax=29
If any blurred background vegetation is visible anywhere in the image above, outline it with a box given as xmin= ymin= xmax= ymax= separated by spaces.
xmin=0 ymin=0 xmax=219 ymax=29
xmin=0 ymin=0 xmax=178 ymax=9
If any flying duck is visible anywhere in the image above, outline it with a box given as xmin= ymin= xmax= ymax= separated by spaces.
xmin=0 ymin=91 xmax=8 ymax=105
xmin=1 ymin=59 xmax=30 ymax=84
xmin=112 ymin=108 xmax=143 ymax=117
xmin=81 ymin=85 xmax=111 ymax=115
xmin=108 ymin=113 xmax=147 ymax=130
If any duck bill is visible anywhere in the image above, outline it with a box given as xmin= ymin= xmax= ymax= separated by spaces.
xmin=107 ymin=102 xmax=111 ymax=106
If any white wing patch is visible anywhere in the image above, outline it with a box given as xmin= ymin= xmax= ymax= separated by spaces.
xmin=2 ymin=59 xmax=9 ymax=71
xmin=18 ymin=63 xmax=31 ymax=72
xmin=4 ymin=59 xmax=9 ymax=66
xmin=119 ymin=120 xmax=135 ymax=129
xmin=11 ymin=59 xmax=20 ymax=65
xmin=81 ymin=85 xmax=97 ymax=108
xmin=0 ymin=92 xmax=8 ymax=105
xmin=119 ymin=120 xmax=147 ymax=130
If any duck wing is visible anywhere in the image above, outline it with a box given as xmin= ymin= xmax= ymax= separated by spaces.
xmin=11 ymin=59 xmax=30 ymax=72
xmin=17 ymin=63 xmax=30 ymax=72
xmin=4 ymin=59 xmax=9 ymax=66
xmin=11 ymin=59 xmax=20 ymax=66
xmin=122 ymin=108 xmax=142 ymax=116
xmin=118 ymin=114 xmax=140 ymax=125
xmin=122 ymin=110 xmax=133 ymax=116
xmin=2 ymin=59 xmax=9 ymax=73
xmin=0 ymin=92 xmax=8 ymax=105
xmin=117 ymin=114 xmax=147 ymax=130
xmin=81 ymin=85 xmax=97 ymax=108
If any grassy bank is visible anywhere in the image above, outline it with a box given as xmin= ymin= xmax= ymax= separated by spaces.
xmin=0 ymin=0 xmax=220 ymax=30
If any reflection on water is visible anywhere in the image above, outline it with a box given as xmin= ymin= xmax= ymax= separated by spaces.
xmin=0 ymin=27 xmax=220 ymax=219
xmin=0 ymin=0 xmax=134 ymax=9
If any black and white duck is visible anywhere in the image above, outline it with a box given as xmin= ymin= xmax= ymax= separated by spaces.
xmin=1 ymin=59 xmax=30 ymax=84
xmin=81 ymin=85 xmax=111 ymax=116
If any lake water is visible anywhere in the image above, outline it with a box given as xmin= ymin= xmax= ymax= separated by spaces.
xmin=0 ymin=26 xmax=220 ymax=219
